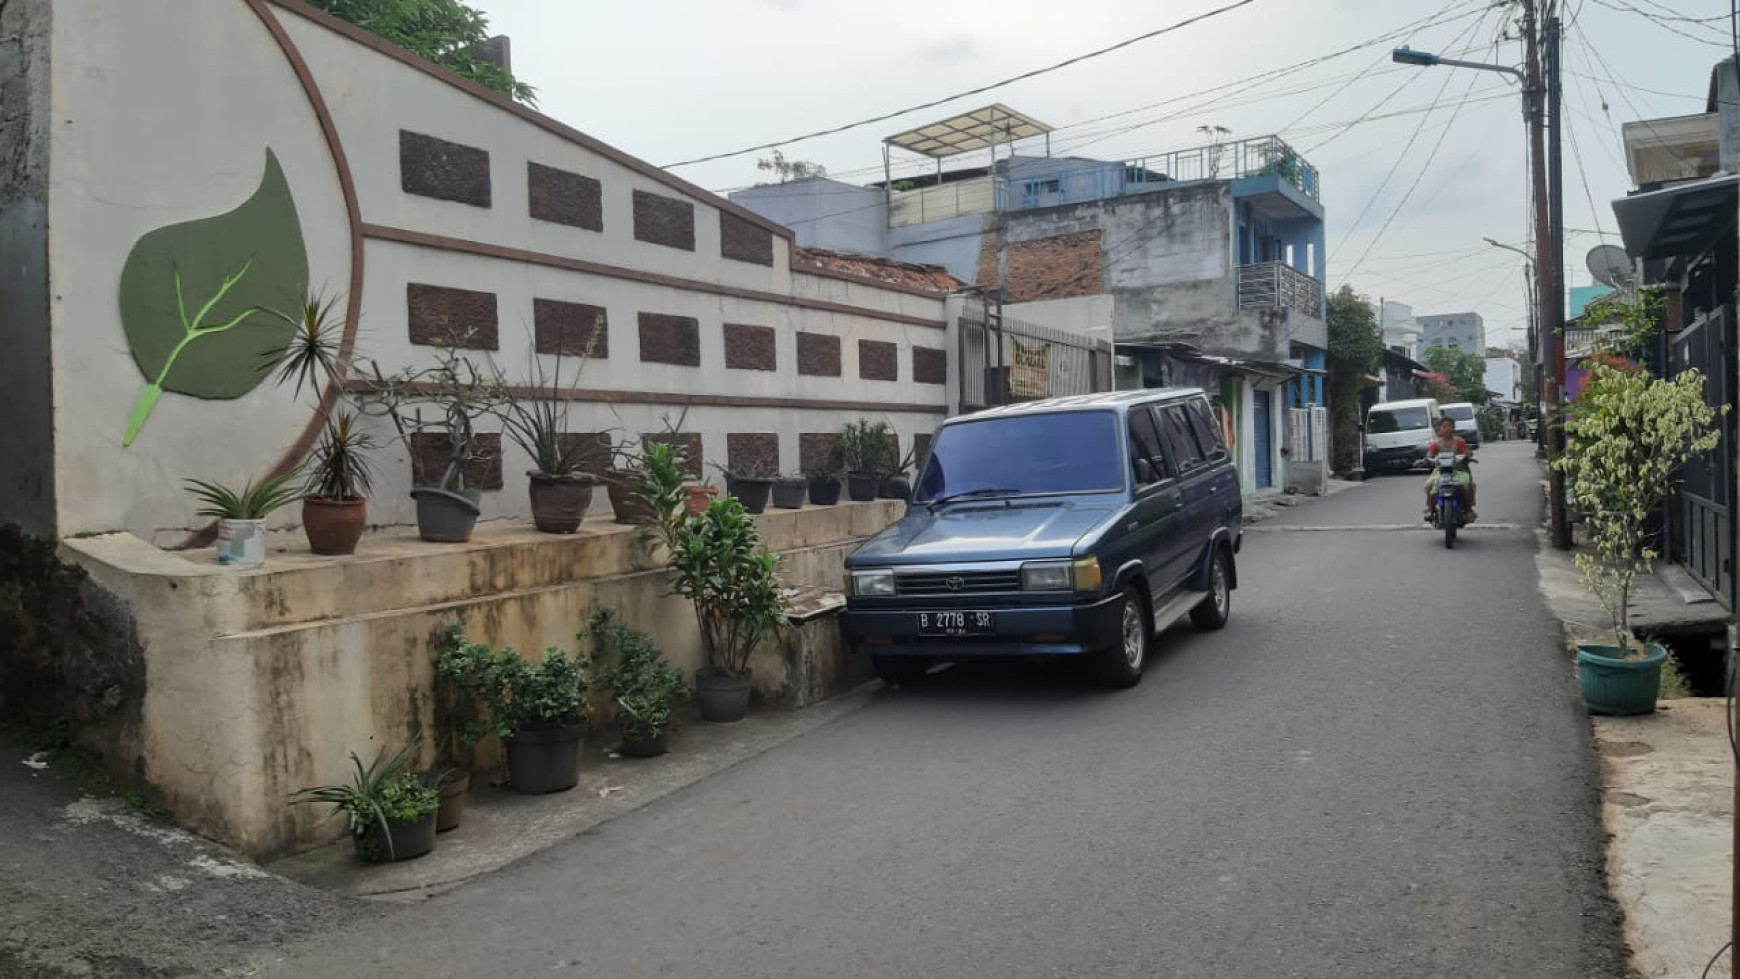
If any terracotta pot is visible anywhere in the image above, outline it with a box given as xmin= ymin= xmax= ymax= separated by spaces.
xmin=604 ymin=471 xmax=654 ymax=525
xmin=685 ymin=485 xmax=720 ymax=515
xmin=302 ymin=497 xmax=366 ymax=556
xmin=527 ymin=471 xmax=595 ymax=534
xmin=435 ymin=770 xmax=469 ymax=833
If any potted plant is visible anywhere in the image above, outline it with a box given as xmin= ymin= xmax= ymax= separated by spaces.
xmin=500 ymin=338 xmax=600 ymax=534
xmin=591 ymin=608 xmax=687 ymax=757
xmin=839 ymin=419 xmax=888 ymax=502
xmin=184 ymin=468 xmax=304 ymax=567
xmin=665 ymin=497 xmax=788 ymax=722
xmin=356 ymin=336 xmax=511 ymax=543
xmin=290 ymin=739 xmax=439 ymax=863
xmin=713 ymin=459 xmax=778 ymax=515
xmin=1553 ymin=362 xmax=1722 ymax=715
xmin=601 ymin=410 xmax=695 ymax=525
xmin=805 ymin=458 xmax=844 ymax=506
xmin=435 ymin=625 xmax=591 ymax=794
xmin=772 ymin=471 xmax=809 ymax=510
xmin=879 ymin=443 xmax=917 ymax=502
xmin=430 ymin=764 xmax=468 ymax=833
xmin=301 ymin=410 xmax=375 ymax=555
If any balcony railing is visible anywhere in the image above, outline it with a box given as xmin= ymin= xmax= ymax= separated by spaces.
xmin=1238 ymin=262 xmax=1323 ymax=315
xmin=1150 ymin=136 xmax=1320 ymax=200
xmin=988 ymin=136 xmax=1320 ymax=213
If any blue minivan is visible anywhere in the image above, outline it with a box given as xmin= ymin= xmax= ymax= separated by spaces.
xmin=843 ymin=389 xmax=1243 ymax=688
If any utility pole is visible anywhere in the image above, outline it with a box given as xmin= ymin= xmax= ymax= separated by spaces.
xmin=1524 ymin=0 xmax=1571 ymax=549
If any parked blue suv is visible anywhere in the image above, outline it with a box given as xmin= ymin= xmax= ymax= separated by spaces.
xmin=844 ymin=389 xmax=1243 ymax=688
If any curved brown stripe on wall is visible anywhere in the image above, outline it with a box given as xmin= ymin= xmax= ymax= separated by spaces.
xmin=174 ymin=0 xmax=366 ymax=551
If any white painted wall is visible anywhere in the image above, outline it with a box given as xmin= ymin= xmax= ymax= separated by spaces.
xmin=1485 ymin=356 xmax=1522 ymax=401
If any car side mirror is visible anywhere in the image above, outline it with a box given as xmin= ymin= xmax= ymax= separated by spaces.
xmin=1135 ymin=458 xmax=1153 ymax=483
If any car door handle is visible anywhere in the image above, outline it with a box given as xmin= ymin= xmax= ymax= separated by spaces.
xmin=1126 ymin=521 xmax=1139 ymax=532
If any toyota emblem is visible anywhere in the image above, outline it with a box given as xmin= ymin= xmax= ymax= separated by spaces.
xmin=945 ymin=576 xmax=966 ymax=591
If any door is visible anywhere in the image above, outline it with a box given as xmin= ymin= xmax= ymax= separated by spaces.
xmin=1124 ymin=406 xmax=1185 ymax=605
xmin=1152 ymin=403 xmax=1211 ymax=592
xmin=1252 ymin=389 xmax=1274 ymax=488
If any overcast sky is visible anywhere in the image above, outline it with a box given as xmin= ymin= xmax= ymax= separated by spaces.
xmin=472 ymin=0 xmax=1726 ymax=348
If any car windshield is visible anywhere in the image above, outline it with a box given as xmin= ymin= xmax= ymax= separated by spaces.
xmin=1368 ymin=407 xmax=1430 ymax=434
xmin=1443 ymin=406 xmax=1475 ymax=421
xmin=913 ymin=411 xmax=1122 ymax=503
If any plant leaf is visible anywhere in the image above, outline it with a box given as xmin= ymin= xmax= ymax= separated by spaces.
xmin=119 ymin=149 xmax=310 ymax=444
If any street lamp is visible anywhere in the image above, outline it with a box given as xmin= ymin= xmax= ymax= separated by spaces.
xmin=1485 ymin=238 xmax=1542 ymax=451
xmin=1390 ymin=47 xmax=1526 ymax=86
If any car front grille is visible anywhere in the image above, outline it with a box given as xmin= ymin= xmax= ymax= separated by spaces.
xmin=896 ymin=569 xmax=1021 ymax=596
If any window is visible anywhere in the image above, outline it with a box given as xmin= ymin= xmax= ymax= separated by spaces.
xmin=913 ymin=411 xmax=1122 ymax=502
xmin=1128 ymin=407 xmax=1166 ymax=484
xmin=1024 ymin=178 xmax=1061 ymax=196
xmin=1368 ymin=407 xmax=1430 ymax=433
xmin=1185 ymin=400 xmax=1228 ymax=460
xmin=1158 ymin=405 xmax=1205 ymax=473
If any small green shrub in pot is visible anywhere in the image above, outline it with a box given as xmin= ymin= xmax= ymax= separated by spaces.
xmin=184 ymin=467 xmax=304 ymax=567
xmin=665 ymin=497 xmax=788 ymax=722
xmin=434 ymin=626 xmax=592 ymax=794
xmin=591 ymin=608 xmax=688 ymax=757
xmin=838 ymin=419 xmax=890 ymax=501
xmin=290 ymin=738 xmax=439 ymax=863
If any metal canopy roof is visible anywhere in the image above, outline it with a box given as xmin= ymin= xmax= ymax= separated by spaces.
xmin=883 ymin=104 xmax=1053 ymax=159
xmin=1612 ymin=173 xmax=1737 ymax=261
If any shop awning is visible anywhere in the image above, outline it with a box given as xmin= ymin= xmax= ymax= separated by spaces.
xmin=1612 ymin=173 xmax=1737 ymax=262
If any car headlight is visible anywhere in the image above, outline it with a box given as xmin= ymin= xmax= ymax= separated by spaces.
xmin=850 ymin=570 xmax=895 ymax=597
xmin=1020 ymin=557 xmax=1102 ymax=592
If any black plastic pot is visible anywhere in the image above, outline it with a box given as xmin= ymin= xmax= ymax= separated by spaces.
xmin=357 ymin=813 xmax=437 ymax=863
xmin=527 ymin=472 xmax=595 ymax=533
xmin=879 ymin=474 xmax=911 ymax=502
xmin=725 ymin=477 xmax=773 ymax=515
xmin=772 ymin=478 xmax=808 ymax=510
xmin=695 ymin=671 xmax=753 ymax=723
xmin=617 ymin=729 xmax=670 ymax=758
xmin=411 ymin=487 xmax=482 ymax=543
xmin=808 ymin=477 xmax=843 ymax=506
xmin=504 ymin=723 xmax=585 ymax=794
xmin=846 ymin=474 xmax=879 ymax=502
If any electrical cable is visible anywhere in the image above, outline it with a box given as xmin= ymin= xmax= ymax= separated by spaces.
xmin=1588 ymin=0 xmax=1731 ymax=46
xmin=1702 ymin=939 xmax=1733 ymax=979
xmin=663 ymin=0 xmax=1264 ymax=168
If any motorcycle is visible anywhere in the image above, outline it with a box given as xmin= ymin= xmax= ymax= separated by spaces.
xmin=1428 ymin=451 xmax=1472 ymax=548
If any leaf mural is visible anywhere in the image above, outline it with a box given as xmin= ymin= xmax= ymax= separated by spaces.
xmin=118 ymin=149 xmax=309 ymax=446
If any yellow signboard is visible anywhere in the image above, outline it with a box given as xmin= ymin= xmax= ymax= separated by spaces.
xmin=1010 ymin=338 xmax=1050 ymax=399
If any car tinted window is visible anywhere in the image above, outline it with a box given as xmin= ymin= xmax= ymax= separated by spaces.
xmin=1369 ymin=407 xmax=1430 ymax=433
xmin=1127 ymin=407 xmax=1166 ymax=484
xmin=1185 ymin=399 xmax=1228 ymax=460
xmin=1443 ymin=405 xmax=1475 ymax=421
xmin=1158 ymin=405 xmax=1205 ymax=472
xmin=913 ymin=411 xmax=1123 ymax=502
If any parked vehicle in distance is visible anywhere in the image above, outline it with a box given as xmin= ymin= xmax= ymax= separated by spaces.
xmin=1440 ymin=401 xmax=1481 ymax=449
xmin=842 ymin=389 xmax=1242 ymax=689
xmin=1362 ymin=398 xmax=1441 ymax=475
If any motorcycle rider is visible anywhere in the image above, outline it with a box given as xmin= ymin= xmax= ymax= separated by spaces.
xmin=1422 ymin=416 xmax=1476 ymax=523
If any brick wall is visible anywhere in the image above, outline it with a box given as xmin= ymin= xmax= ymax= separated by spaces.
xmin=974 ymin=230 xmax=1104 ymax=303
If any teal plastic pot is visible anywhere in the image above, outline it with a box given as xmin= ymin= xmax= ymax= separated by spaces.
xmin=1575 ymin=643 xmax=1667 ymax=716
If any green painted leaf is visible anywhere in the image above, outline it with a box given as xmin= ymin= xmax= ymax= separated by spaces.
xmin=118 ymin=149 xmax=309 ymax=445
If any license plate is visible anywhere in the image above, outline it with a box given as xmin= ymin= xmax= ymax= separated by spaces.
xmin=917 ymin=610 xmax=995 ymax=637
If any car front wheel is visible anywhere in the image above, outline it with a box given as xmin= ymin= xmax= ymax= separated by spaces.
xmin=1095 ymin=587 xmax=1149 ymax=689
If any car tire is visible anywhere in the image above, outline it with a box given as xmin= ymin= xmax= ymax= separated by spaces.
xmin=873 ymin=655 xmax=934 ymax=688
xmin=1096 ymin=587 xmax=1149 ymax=689
xmin=1190 ymin=547 xmax=1232 ymax=631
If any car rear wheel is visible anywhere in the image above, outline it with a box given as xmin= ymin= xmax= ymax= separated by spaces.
xmin=1095 ymin=587 xmax=1149 ymax=689
xmin=873 ymin=655 xmax=935 ymax=688
xmin=1190 ymin=548 xmax=1232 ymax=631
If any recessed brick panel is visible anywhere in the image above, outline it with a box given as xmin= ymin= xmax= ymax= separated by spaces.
xmin=558 ymin=432 xmax=613 ymax=476
xmin=858 ymin=339 xmax=898 ymax=382
xmin=799 ymin=433 xmax=842 ymax=475
xmin=632 ymin=190 xmax=695 ymax=251
xmin=527 ymin=162 xmax=602 ymax=231
xmin=642 ymin=432 xmax=703 ymax=478
xmin=797 ymin=332 xmax=841 ymax=377
xmin=534 ymin=299 xmax=609 ymax=358
xmin=978 ymin=230 xmax=1105 ymax=302
xmin=411 ymin=432 xmax=502 ymax=490
xmin=913 ymin=346 xmax=948 ymax=385
xmin=408 ymin=284 xmax=498 ymax=349
xmin=723 ymin=323 xmax=776 ymax=371
xmin=727 ymin=433 xmax=780 ymax=477
xmin=400 ymin=130 xmax=491 ymax=207
xmin=637 ymin=312 xmax=701 ymax=367
xmin=720 ymin=211 xmax=774 ymax=266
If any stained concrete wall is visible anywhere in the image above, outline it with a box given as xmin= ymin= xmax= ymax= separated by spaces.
xmin=889 ymin=214 xmax=988 ymax=285
xmin=729 ymin=178 xmax=888 ymax=256
xmin=63 ymin=500 xmax=906 ymax=859
xmin=37 ymin=0 xmax=946 ymax=543
xmin=0 ymin=0 xmax=54 ymax=537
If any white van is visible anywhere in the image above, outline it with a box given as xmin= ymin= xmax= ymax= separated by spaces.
xmin=1440 ymin=402 xmax=1481 ymax=448
xmin=1363 ymin=398 xmax=1441 ymax=475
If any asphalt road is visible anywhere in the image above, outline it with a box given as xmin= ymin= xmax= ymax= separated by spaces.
xmin=268 ymin=441 xmax=1628 ymax=978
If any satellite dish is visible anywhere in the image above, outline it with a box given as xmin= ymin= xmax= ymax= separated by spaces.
xmin=1587 ymin=245 xmax=1634 ymax=289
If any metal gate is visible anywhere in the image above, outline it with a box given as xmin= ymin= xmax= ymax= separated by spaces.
xmin=1669 ymin=306 xmax=1734 ymax=607
xmin=1252 ymin=389 xmax=1274 ymax=488
xmin=956 ymin=312 xmax=1115 ymax=411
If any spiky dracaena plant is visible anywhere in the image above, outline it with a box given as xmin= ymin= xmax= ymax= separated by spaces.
xmin=1553 ymin=363 xmax=1722 ymax=651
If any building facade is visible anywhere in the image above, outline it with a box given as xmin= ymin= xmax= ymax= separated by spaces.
xmin=1417 ymin=311 xmax=1487 ymax=355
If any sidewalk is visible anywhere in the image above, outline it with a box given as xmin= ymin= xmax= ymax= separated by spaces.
xmin=1242 ymin=477 xmax=1364 ymax=524
xmin=1535 ymin=529 xmax=1735 ymax=979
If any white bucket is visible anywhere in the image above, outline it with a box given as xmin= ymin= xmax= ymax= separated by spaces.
xmin=216 ymin=518 xmax=267 ymax=567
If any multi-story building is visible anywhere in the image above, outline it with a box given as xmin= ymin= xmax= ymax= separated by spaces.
xmin=1417 ymin=311 xmax=1487 ymax=355
xmin=1374 ymin=299 xmax=1421 ymax=358
xmin=732 ymin=105 xmax=1331 ymax=495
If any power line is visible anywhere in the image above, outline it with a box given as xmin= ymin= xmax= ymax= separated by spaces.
xmin=1588 ymin=0 xmax=1730 ymax=46
xmin=663 ymin=0 xmax=1264 ymax=168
